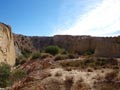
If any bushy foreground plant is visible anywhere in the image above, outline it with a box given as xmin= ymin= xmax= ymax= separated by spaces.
xmin=0 ymin=63 xmax=27 ymax=88
xmin=45 ymin=46 xmax=60 ymax=55
xmin=0 ymin=63 xmax=11 ymax=88
xmin=11 ymin=69 xmax=27 ymax=82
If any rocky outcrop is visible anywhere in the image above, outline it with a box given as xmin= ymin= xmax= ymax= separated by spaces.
xmin=94 ymin=41 xmax=120 ymax=57
xmin=0 ymin=23 xmax=16 ymax=66
xmin=30 ymin=35 xmax=120 ymax=58
xmin=14 ymin=34 xmax=120 ymax=58
xmin=14 ymin=34 xmax=35 ymax=58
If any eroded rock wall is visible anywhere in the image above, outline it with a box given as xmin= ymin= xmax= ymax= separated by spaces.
xmin=31 ymin=35 xmax=120 ymax=57
xmin=0 ymin=23 xmax=16 ymax=65
xmin=14 ymin=34 xmax=120 ymax=58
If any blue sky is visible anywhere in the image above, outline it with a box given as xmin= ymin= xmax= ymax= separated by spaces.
xmin=0 ymin=0 xmax=120 ymax=36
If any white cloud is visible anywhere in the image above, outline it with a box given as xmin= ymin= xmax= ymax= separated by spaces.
xmin=53 ymin=0 xmax=120 ymax=36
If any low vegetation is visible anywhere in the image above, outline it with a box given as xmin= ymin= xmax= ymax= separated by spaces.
xmin=0 ymin=63 xmax=11 ymax=88
xmin=54 ymin=54 xmax=68 ymax=61
xmin=59 ymin=58 xmax=118 ymax=69
xmin=45 ymin=45 xmax=60 ymax=55
xmin=15 ymin=56 xmax=26 ymax=66
xmin=11 ymin=69 xmax=27 ymax=82
xmin=21 ymin=48 xmax=32 ymax=58
xmin=31 ymin=51 xmax=41 ymax=60
xmin=41 ymin=53 xmax=53 ymax=59
xmin=0 ymin=63 xmax=27 ymax=88
xmin=84 ymin=50 xmax=94 ymax=56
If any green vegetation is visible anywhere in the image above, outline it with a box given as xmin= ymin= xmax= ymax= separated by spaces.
xmin=84 ymin=50 xmax=94 ymax=56
xmin=0 ymin=63 xmax=27 ymax=88
xmin=0 ymin=63 xmax=11 ymax=88
xmin=15 ymin=56 xmax=26 ymax=66
xmin=31 ymin=51 xmax=41 ymax=59
xmin=54 ymin=54 xmax=68 ymax=61
xmin=11 ymin=69 xmax=27 ymax=82
xmin=21 ymin=49 xmax=32 ymax=58
xmin=41 ymin=53 xmax=53 ymax=59
xmin=59 ymin=58 xmax=118 ymax=69
xmin=45 ymin=46 xmax=60 ymax=55
xmin=68 ymin=54 xmax=76 ymax=59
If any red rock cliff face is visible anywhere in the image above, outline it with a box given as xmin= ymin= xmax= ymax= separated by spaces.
xmin=14 ymin=35 xmax=120 ymax=58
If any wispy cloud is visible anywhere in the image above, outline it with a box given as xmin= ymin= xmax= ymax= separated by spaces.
xmin=53 ymin=0 xmax=120 ymax=36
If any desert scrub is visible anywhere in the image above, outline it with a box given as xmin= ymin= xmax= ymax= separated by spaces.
xmin=41 ymin=53 xmax=53 ymax=59
xmin=59 ymin=58 xmax=118 ymax=69
xmin=21 ymin=48 xmax=32 ymax=58
xmin=54 ymin=54 xmax=68 ymax=61
xmin=45 ymin=45 xmax=60 ymax=55
xmin=11 ymin=69 xmax=27 ymax=82
xmin=68 ymin=54 xmax=76 ymax=59
xmin=31 ymin=51 xmax=41 ymax=60
xmin=72 ymin=80 xmax=90 ymax=90
xmin=84 ymin=50 xmax=94 ymax=56
xmin=60 ymin=60 xmax=83 ymax=68
xmin=0 ymin=63 xmax=11 ymax=88
xmin=15 ymin=56 xmax=26 ymax=66
xmin=104 ymin=71 xmax=118 ymax=81
xmin=65 ymin=76 xmax=73 ymax=90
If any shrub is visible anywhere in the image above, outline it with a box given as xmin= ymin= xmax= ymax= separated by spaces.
xmin=68 ymin=54 xmax=76 ymax=59
xmin=65 ymin=76 xmax=73 ymax=90
xmin=41 ymin=53 xmax=53 ymax=59
xmin=84 ymin=50 xmax=94 ymax=56
xmin=11 ymin=69 xmax=27 ymax=82
xmin=0 ymin=63 xmax=11 ymax=88
xmin=45 ymin=46 xmax=60 ymax=55
xmin=54 ymin=54 xmax=68 ymax=61
xmin=31 ymin=51 xmax=41 ymax=60
xmin=15 ymin=56 xmax=26 ymax=66
xmin=105 ymin=71 xmax=118 ymax=81
xmin=59 ymin=58 xmax=118 ymax=69
xmin=21 ymin=49 xmax=32 ymax=58
xmin=60 ymin=49 xmax=68 ymax=55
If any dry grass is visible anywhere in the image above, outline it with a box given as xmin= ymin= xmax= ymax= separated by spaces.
xmin=59 ymin=58 xmax=118 ymax=70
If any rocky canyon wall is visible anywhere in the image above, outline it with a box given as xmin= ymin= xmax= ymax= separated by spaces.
xmin=0 ymin=23 xmax=16 ymax=65
xmin=16 ymin=35 xmax=120 ymax=58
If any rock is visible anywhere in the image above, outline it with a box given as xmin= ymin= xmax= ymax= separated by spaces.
xmin=94 ymin=41 xmax=120 ymax=57
xmin=14 ymin=35 xmax=120 ymax=58
xmin=0 ymin=23 xmax=16 ymax=66
xmin=14 ymin=34 xmax=35 ymax=58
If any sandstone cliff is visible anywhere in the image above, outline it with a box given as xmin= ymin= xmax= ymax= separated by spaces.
xmin=0 ymin=23 xmax=16 ymax=66
xmin=14 ymin=34 xmax=35 ymax=58
xmin=14 ymin=34 xmax=120 ymax=58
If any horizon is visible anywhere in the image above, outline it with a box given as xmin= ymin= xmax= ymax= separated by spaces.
xmin=0 ymin=0 xmax=120 ymax=36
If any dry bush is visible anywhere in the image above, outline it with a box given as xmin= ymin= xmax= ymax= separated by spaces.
xmin=94 ymin=81 xmax=120 ymax=90
xmin=41 ymin=53 xmax=53 ymax=59
xmin=31 ymin=51 xmax=41 ymax=60
xmin=87 ymin=68 xmax=93 ymax=72
xmin=40 ymin=77 xmax=63 ymax=90
xmin=54 ymin=54 xmax=68 ymax=61
xmin=64 ymin=76 xmax=74 ymax=90
xmin=59 ymin=58 xmax=118 ymax=69
xmin=105 ymin=71 xmax=118 ymax=81
xmin=72 ymin=80 xmax=90 ymax=90
xmin=54 ymin=71 xmax=62 ymax=77
xmin=68 ymin=54 xmax=76 ymax=59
